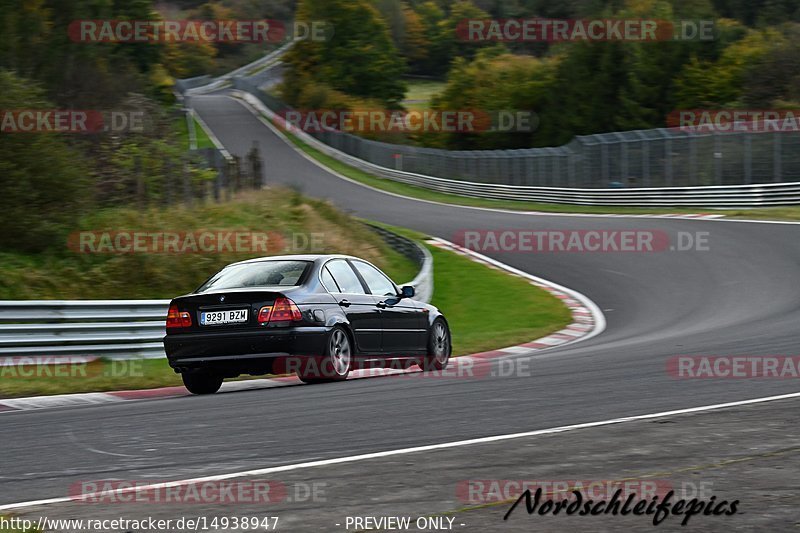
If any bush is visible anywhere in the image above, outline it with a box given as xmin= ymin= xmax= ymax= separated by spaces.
xmin=0 ymin=71 xmax=91 ymax=252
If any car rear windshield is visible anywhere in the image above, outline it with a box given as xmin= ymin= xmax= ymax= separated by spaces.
xmin=196 ymin=261 xmax=310 ymax=292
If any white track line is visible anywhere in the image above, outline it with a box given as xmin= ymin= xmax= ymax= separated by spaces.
xmin=2 ymin=391 xmax=799 ymax=512
xmin=191 ymin=109 xmax=230 ymax=159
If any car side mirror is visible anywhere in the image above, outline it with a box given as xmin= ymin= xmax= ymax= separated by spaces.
xmin=401 ymin=285 xmax=415 ymax=299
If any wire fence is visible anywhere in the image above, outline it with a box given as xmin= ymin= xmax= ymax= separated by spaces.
xmin=233 ymin=77 xmax=800 ymax=189
xmin=95 ymin=146 xmax=264 ymax=208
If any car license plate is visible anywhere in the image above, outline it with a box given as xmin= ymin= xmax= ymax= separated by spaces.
xmin=201 ymin=309 xmax=248 ymax=325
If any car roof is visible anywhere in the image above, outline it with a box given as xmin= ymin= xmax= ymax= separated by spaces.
xmin=229 ymin=254 xmax=360 ymax=266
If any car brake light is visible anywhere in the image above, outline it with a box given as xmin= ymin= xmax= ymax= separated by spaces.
xmin=259 ymin=297 xmax=302 ymax=324
xmin=166 ymin=304 xmax=192 ymax=328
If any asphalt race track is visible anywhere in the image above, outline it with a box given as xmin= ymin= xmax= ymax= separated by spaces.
xmin=3 ymin=92 xmax=800 ymax=531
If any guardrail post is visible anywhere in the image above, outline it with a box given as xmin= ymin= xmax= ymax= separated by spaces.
xmin=538 ymin=156 xmax=546 ymax=186
xmin=554 ymin=154 xmax=561 ymax=186
xmin=744 ymin=133 xmax=752 ymax=184
xmin=774 ymin=133 xmax=782 ymax=182
xmin=567 ymin=151 xmax=576 ymax=187
xmin=664 ymin=136 xmax=673 ymax=187
xmin=620 ymin=140 xmax=628 ymax=186
xmin=714 ymin=134 xmax=723 ymax=185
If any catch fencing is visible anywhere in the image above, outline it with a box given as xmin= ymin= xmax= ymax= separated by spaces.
xmin=232 ymin=76 xmax=800 ymax=206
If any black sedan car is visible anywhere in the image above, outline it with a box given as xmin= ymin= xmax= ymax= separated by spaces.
xmin=163 ymin=254 xmax=451 ymax=394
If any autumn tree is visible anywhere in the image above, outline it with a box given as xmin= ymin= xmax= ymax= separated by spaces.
xmin=282 ymin=0 xmax=406 ymax=107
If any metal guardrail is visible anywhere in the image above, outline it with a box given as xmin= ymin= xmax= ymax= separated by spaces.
xmin=179 ymin=44 xmax=291 ymax=97
xmin=174 ymin=75 xmax=212 ymax=95
xmin=0 ymin=228 xmax=434 ymax=361
xmin=233 ymin=84 xmax=800 ymax=208
xmin=0 ymin=301 xmax=169 ymax=359
xmin=365 ymin=224 xmax=433 ymax=304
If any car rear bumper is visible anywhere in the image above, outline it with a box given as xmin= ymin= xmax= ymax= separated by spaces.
xmin=164 ymin=326 xmax=329 ymax=375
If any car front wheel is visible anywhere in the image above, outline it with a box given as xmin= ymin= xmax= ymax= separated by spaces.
xmin=420 ymin=318 xmax=451 ymax=371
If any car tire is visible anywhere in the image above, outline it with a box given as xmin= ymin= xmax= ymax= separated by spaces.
xmin=420 ymin=318 xmax=451 ymax=372
xmin=297 ymin=326 xmax=352 ymax=383
xmin=182 ymin=373 xmax=223 ymax=395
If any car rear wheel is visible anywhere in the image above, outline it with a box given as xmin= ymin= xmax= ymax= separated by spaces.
xmin=297 ymin=326 xmax=352 ymax=383
xmin=182 ymin=373 xmax=223 ymax=395
xmin=420 ymin=319 xmax=451 ymax=371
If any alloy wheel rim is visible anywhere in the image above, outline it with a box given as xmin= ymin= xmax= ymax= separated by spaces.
xmin=330 ymin=329 xmax=351 ymax=375
xmin=433 ymin=323 xmax=449 ymax=364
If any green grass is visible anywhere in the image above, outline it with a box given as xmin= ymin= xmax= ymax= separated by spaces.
xmin=193 ymin=116 xmax=214 ymax=149
xmin=0 ymin=359 xmax=183 ymax=398
xmin=0 ymin=220 xmax=572 ymax=397
xmin=177 ymin=113 xmax=214 ymax=150
xmin=402 ymin=79 xmax=446 ymax=111
xmin=0 ymin=188 xmax=416 ymax=299
xmin=274 ymin=119 xmax=800 ymax=221
xmin=363 ymin=222 xmax=573 ymax=356
xmin=431 ymin=240 xmax=572 ymax=355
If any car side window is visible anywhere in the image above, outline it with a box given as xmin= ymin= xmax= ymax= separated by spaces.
xmin=325 ymin=260 xmax=366 ymax=294
xmin=320 ymin=266 xmax=340 ymax=293
xmin=352 ymin=261 xmax=397 ymax=297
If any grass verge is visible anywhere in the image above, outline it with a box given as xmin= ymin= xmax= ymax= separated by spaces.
xmin=0 ymin=222 xmax=572 ymax=398
xmin=0 ymin=188 xmax=417 ymax=299
xmin=192 ymin=115 xmax=214 ymax=149
xmin=369 ymin=222 xmax=572 ymax=356
xmin=177 ymin=113 xmax=214 ymax=150
xmin=274 ymin=119 xmax=800 ymax=221
xmin=402 ymin=78 xmax=446 ymax=111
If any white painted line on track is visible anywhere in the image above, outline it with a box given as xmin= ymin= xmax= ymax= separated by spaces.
xmin=2 ymin=391 xmax=800 ymax=512
xmin=191 ymin=108 xmax=231 ymax=159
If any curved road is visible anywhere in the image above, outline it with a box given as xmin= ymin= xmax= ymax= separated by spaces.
xmin=2 ymin=92 xmax=800 ymax=512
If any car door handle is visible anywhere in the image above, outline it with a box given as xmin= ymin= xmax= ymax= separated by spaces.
xmin=338 ymin=299 xmax=351 ymax=308
xmin=376 ymin=301 xmax=387 ymax=309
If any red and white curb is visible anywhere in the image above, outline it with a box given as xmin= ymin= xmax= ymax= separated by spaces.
xmin=0 ymin=241 xmax=603 ymax=413
xmin=426 ymin=237 xmax=604 ymax=360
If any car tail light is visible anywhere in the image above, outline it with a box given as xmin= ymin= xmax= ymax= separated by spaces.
xmin=257 ymin=306 xmax=273 ymax=323
xmin=166 ymin=304 xmax=192 ymax=329
xmin=259 ymin=297 xmax=302 ymax=324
